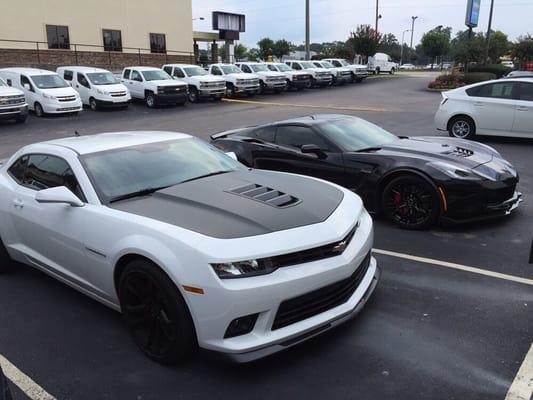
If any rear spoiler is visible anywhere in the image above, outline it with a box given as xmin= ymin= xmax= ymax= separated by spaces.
xmin=210 ymin=127 xmax=252 ymax=141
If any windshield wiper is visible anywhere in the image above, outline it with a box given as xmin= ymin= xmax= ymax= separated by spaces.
xmin=180 ymin=170 xmax=231 ymax=184
xmin=109 ymin=185 xmax=172 ymax=203
xmin=354 ymin=146 xmax=382 ymax=153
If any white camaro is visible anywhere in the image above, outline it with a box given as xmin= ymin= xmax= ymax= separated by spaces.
xmin=0 ymin=132 xmax=379 ymax=364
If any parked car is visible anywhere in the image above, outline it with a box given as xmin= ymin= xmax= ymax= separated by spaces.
xmin=504 ymin=71 xmax=533 ymax=79
xmin=0 ymin=68 xmax=82 ymax=117
xmin=162 ymin=64 xmax=226 ymax=103
xmin=0 ymin=131 xmax=380 ymax=363
xmin=211 ymin=114 xmax=521 ymax=229
xmin=435 ymin=78 xmax=533 ymax=139
xmin=284 ymin=60 xmax=332 ymax=87
xmin=235 ymin=62 xmax=287 ymax=93
xmin=0 ymin=76 xmax=28 ymax=123
xmin=57 ymin=66 xmax=131 ymax=110
xmin=0 ymin=365 xmax=11 ymax=400
xmin=501 ymin=60 xmax=515 ymax=69
xmin=312 ymin=61 xmax=352 ymax=85
xmin=208 ymin=63 xmax=260 ymax=98
xmin=121 ymin=67 xmax=187 ymax=108
xmin=399 ymin=63 xmax=416 ymax=70
xmin=322 ymin=58 xmax=368 ymax=83
xmin=368 ymin=53 xmax=397 ymax=74
xmin=265 ymin=62 xmax=312 ymax=90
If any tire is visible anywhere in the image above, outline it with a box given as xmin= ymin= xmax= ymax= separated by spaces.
xmin=381 ymin=175 xmax=439 ymax=230
xmin=226 ymin=84 xmax=236 ymax=98
xmin=350 ymin=73 xmax=356 ymax=83
xmin=118 ymin=259 xmax=197 ymax=365
xmin=89 ymin=97 xmax=98 ymax=111
xmin=0 ymin=238 xmax=14 ymax=274
xmin=34 ymin=102 xmax=44 ymax=117
xmin=188 ymin=87 xmax=199 ymax=103
xmin=15 ymin=114 xmax=27 ymax=124
xmin=448 ymin=116 xmax=476 ymax=139
xmin=375 ymin=67 xmax=381 ymax=75
xmin=389 ymin=68 xmax=395 ymax=75
xmin=259 ymin=81 xmax=266 ymax=94
xmin=310 ymin=77 xmax=317 ymax=88
xmin=146 ymin=92 xmax=156 ymax=108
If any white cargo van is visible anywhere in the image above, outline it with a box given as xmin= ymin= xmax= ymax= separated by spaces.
xmin=367 ymin=53 xmax=397 ymax=74
xmin=0 ymin=68 xmax=82 ymax=117
xmin=57 ymin=66 xmax=131 ymax=110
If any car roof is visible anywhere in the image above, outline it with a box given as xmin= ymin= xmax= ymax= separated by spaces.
xmin=0 ymin=67 xmax=56 ymax=75
xmin=57 ymin=66 xmax=110 ymax=73
xmin=252 ymin=114 xmax=356 ymax=128
xmin=125 ymin=66 xmax=161 ymax=71
xmin=163 ymin=64 xmax=197 ymax=68
xmin=40 ymin=131 xmax=192 ymax=155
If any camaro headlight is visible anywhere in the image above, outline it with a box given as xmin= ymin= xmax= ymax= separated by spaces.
xmin=211 ymin=258 xmax=277 ymax=279
xmin=429 ymin=161 xmax=495 ymax=181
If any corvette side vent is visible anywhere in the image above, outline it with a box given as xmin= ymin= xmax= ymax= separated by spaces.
xmin=452 ymin=147 xmax=474 ymax=157
xmin=228 ymin=183 xmax=301 ymax=208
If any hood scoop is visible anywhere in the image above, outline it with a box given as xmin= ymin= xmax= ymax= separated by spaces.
xmin=227 ymin=183 xmax=301 ymax=208
xmin=449 ymin=147 xmax=474 ymax=157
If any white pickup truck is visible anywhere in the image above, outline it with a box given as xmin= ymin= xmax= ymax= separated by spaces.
xmin=313 ymin=60 xmax=352 ymax=85
xmin=0 ymin=77 xmax=27 ymax=123
xmin=208 ymin=64 xmax=260 ymax=98
xmin=284 ymin=60 xmax=332 ymax=88
xmin=265 ymin=62 xmax=312 ymax=90
xmin=235 ymin=62 xmax=287 ymax=93
xmin=162 ymin=64 xmax=226 ymax=103
xmin=323 ymin=58 xmax=369 ymax=83
xmin=368 ymin=53 xmax=398 ymax=75
xmin=121 ymin=66 xmax=188 ymax=107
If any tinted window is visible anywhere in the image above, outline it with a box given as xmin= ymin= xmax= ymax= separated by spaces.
xmin=20 ymin=75 xmax=33 ymax=91
xmin=163 ymin=66 xmax=172 ymax=75
xmin=267 ymin=65 xmax=277 ymax=72
xmin=292 ymin=63 xmax=302 ymax=70
xmin=211 ymin=66 xmax=222 ymax=75
xmin=275 ymin=126 xmax=330 ymax=150
xmin=123 ymin=69 xmax=131 ymax=79
xmin=77 ymin=73 xmax=90 ymax=88
xmin=46 ymin=25 xmax=70 ymax=49
xmin=519 ymin=82 xmax=533 ymax=101
xmin=467 ymin=82 xmax=515 ymax=99
xmin=22 ymin=155 xmax=84 ymax=200
xmin=8 ymin=155 xmax=28 ymax=183
xmin=332 ymin=60 xmax=342 ymax=67
xmin=247 ymin=127 xmax=275 ymax=142
xmin=150 ymin=33 xmax=166 ymax=54
xmin=173 ymin=68 xmax=185 ymax=78
xmin=242 ymin=65 xmax=252 ymax=73
xmin=102 ymin=29 xmax=122 ymax=52
xmin=131 ymin=70 xmax=142 ymax=82
xmin=63 ymin=70 xmax=73 ymax=81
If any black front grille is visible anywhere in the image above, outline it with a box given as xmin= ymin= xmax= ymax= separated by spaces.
xmin=160 ymin=86 xmax=186 ymax=94
xmin=272 ymin=252 xmax=371 ymax=330
xmin=227 ymin=183 xmax=300 ymax=208
xmin=487 ymin=184 xmax=516 ymax=204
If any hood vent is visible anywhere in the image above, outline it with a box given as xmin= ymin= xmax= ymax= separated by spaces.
xmin=451 ymin=147 xmax=474 ymax=157
xmin=228 ymin=183 xmax=301 ymax=208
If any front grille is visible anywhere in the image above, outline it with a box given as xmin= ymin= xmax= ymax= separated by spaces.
xmin=237 ymin=79 xmax=259 ymax=85
xmin=201 ymin=82 xmax=225 ymax=88
xmin=110 ymin=91 xmax=127 ymax=97
xmin=0 ymin=95 xmax=25 ymax=106
xmin=159 ymin=86 xmax=186 ymax=94
xmin=272 ymin=252 xmax=371 ymax=330
xmin=57 ymin=96 xmax=77 ymax=102
xmin=486 ymin=185 xmax=516 ymax=204
xmin=227 ymin=183 xmax=300 ymax=208
xmin=295 ymin=75 xmax=310 ymax=81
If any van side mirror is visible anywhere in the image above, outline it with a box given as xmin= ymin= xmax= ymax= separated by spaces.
xmin=35 ymin=187 xmax=84 ymax=207
xmin=23 ymin=83 xmax=31 ymax=91
xmin=301 ymin=144 xmax=327 ymax=159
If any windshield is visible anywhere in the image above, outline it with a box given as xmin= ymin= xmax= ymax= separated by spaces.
xmin=87 ymin=72 xmax=119 ymax=85
xmin=340 ymin=60 xmax=350 ymax=66
xmin=275 ymin=64 xmax=292 ymax=72
xmin=82 ymin=138 xmax=244 ymax=202
xmin=300 ymin=62 xmax=316 ymax=69
xmin=322 ymin=61 xmax=334 ymax=68
xmin=184 ymin=67 xmax=207 ymax=77
xmin=250 ymin=64 xmax=269 ymax=72
xmin=320 ymin=118 xmax=398 ymax=152
xmin=142 ymin=70 xmax=171 ymax=81
xmin=221 ymin=65 xmax=242 ymax=74
xmin=30 ymin=74 xmax=69 ymax=89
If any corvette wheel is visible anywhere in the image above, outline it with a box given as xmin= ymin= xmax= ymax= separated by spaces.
xmin=449 ymin=116 xmax=475 ymax=139
xmin=0 ymin=238 xmax=14 ymax=273
xmin=119 ymin=260 xmax=197 ymax=364
xmin=382 ymin=176 xmax=439 ymax=229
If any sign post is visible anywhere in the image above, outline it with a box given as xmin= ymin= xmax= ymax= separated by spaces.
xmin=464 ymin=0 xmax=481 ymax=72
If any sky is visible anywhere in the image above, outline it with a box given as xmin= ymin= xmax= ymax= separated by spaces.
xmin=192 ymin=0 xmax=533 ymax=49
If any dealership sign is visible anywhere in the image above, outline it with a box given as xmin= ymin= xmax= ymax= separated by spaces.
xmin=212 ymin=11 xmax=246 ymax=40
xmin=465 ymin=0 xmax=481 ymax=27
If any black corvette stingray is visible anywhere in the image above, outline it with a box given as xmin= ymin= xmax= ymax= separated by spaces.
xmin=211 ymin=114 xmax=522 ymax=229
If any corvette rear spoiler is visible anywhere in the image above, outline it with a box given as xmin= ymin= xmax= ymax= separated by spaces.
xmin=210 ymin=131 xmax=231 ymax=140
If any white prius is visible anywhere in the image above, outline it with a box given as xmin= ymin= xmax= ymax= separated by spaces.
xmin=0 ymin=132 xmax=379 ymax=364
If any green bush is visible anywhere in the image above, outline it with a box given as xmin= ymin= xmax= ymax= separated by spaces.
xmin=428 ymin=72 xmax=465 ymax=89
xmin=468 ymin=64 xmax=512 ymax=78
xmin=464 ymin=72 xmax=497 ymax=84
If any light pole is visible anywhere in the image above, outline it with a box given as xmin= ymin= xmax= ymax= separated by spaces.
xmin=410 ymin=16 xmax=418 ymax=49
xmin=375 ymin=0 xmax=382 ymax=34
xmin=485 ymin=0 xmax=495 ymax=63
xmin=400 ymin=29 xmax=410 ymax=65
xmin=305 ymin=0 xmax=310 ymax=60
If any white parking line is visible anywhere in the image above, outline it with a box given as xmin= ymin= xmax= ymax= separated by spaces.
xmin=373 ymin=248 xmax=533 ymax=286
xmin=505 ymin=344 xmax=533 ymax=400
xmin=0 ymin=354 xmax=56 ymax=400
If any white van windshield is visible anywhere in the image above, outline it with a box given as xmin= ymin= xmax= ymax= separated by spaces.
xmin=87 ymin=72 xmax=119 ymax=85
xmin=31 ymin=75 xmax=69 ymax=89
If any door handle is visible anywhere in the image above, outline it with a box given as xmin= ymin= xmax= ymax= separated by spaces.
xmin=516 ymin=106 xmax=529 ymax=111
xmin=12 ymin=199 xmax=24 ymax=208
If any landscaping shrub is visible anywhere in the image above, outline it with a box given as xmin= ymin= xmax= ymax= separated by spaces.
xmin=428 ymin=72 xmax=465 ymax=89
xmin=463 ymin=72 xmax=497 ymax=84
xmin=468 ymin=64 xmax=512 ymax=78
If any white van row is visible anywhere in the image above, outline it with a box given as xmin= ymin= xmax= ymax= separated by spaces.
xmin=0 ymin=59 xmax=369 ymax=121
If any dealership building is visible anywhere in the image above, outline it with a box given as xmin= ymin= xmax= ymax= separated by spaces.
xmin=0 ymin=0 xmax=200 ymax=70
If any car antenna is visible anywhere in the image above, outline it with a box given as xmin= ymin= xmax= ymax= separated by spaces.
xmin=75 ymin=131 xmax=81 ymax=137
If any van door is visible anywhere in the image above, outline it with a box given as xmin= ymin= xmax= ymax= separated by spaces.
xmin=20 ymin=75 xmax=37 ymax=111
xmin=75 ymin=72 xmax=91 ymax=105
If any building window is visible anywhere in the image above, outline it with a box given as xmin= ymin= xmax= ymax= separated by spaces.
xmin=150 ymin=33 xmax=166 ymax=54
xmin=46 ymin=25 xmax=70 ymax=49
xmin=103 ymin=29 xmax=122 ymax=52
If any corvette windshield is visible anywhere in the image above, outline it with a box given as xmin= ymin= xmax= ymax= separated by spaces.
xmin=82 ymin=139 xmax=244 ymax=202
xmin=320 ymin=119 xmax=398 ymax=152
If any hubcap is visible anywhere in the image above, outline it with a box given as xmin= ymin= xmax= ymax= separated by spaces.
xmin=386 ymin=183 xmax=433 ymax=226
xmin=452 ymin=120 xmax=470 ymax=137
xmin=147 ymin=96 xmax=154 ymax=107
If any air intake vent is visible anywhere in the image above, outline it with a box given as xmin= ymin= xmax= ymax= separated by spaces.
xmin=451 ymin=147 xmax=474 ymax=157
xmin=228 ymin=183 xmax=301 ymax=208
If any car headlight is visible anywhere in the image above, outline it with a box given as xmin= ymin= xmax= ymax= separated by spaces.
xmin=429 ymin=161 xmax=487 ymax=180
xmin=96 ymin=89 xmax=108 ymax=95
xmin=42 ymin=93 xmax=56 ymax=100
xmin=211 ymin=258 xmax=277 ymax=279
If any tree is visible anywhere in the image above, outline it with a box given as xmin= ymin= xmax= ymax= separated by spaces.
xmin=421 ymin=30 xmax=451 ymax=68
xmin=247 ymin=48 xmax=261 ymax=61
xmin=348 ymin=25 xmax=382 ymax=63
xmin=218 ymin=46 xmax=226 ymax=62
xmin=234 ymin=43 xmax=248 ymax=61
xmin=257 ymin=37 xmax=275 ymax=60
xmin=451 ymin=30 xmax=486 ymax=65
xmin=487 ymin=31 xmax=511 ymax=63
xmin=272 ymin=39 xmax=292 ymax=59
xmin=511 ymin=34 xmax=533 ymax=68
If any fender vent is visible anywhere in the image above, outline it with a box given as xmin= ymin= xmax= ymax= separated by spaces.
xmin=227 ymin=183 xmax=301 ymax=208
xmin=451 ymin=147 xmax=474 ymax=157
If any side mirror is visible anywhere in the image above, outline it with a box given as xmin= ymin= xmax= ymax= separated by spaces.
xmin=301 ymin=144 xmax=327 ymax=159
xmin=23 ymin=83 xmax=31 ymax=91
xmin=225 ymin=151 xmax=238 ymax=161
xmin=35 ymin=187 xmax=84 ymax=207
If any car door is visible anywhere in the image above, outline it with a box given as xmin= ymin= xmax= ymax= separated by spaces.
xmin=129 ymin=70 xmax=145 ymax=98
xmin=5 ymin=153 xmax=95 ymax=288
xmin=75 ymin=72 xmax=91 ymax=104
xmin=253 ymin=124 xmax=349 ymax=186
xmin=20 ymin=75 xmax=37 ymax=110
xmin=512 ymin=82 xmax=533 ymax=138
xmin=468 ymin=81 xmax=517 ymax=134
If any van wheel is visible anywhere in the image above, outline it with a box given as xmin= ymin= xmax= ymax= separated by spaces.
xmin=0 ymin=238 xmax=15 ymax=273
xmin=34 ymin=102 xmax=44 ymax=117
xmin=390 ymin=68 xmax=395 ymax=75
xmin=375 ymin=68 xmax=381 ymax=75
xmin=89 ymin=97 xmax=98 ymax=111
xmin=146 ymin=92 xmax=156 ymax=108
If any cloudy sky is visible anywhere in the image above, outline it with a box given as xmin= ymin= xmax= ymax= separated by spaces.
xmin=192 ymin=0 xmax=532 ymax=48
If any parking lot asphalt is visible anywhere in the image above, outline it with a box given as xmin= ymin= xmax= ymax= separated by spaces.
xmin=0 ymin=72 xmax=532 ymax=400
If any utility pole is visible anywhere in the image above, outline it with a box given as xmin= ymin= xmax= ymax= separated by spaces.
xmin=400 ymin=29 xmax=410 ymax=65
xmin=375 ymin=0 xmax=379 ymax=33
xmin=485 ymin=0 xmax=495 ymax=63
xmin=410 ymin=16 xmax=418 ymax=49
xmin=305 ymin=0 xmax=310 ymax=60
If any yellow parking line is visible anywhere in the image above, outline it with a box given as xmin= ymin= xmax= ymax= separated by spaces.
xmin=373 ymin=248 xmax=533 ymax=286
xmin=221 ymin=98 xmax=388 ymax=112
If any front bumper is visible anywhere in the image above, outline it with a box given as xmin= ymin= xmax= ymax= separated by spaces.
xmin=0 ymin=104 xmax=27 ymax=119
xmin=234 ymin=84 xmax=260 ymax=94
xmin=313 ymin=76 xmax=332 ymax=86
xmin=264 ymin=81 xmax=287 ymax=90
xmin=43 ymin=99 xmax=83 ymax=114
xmin=199 ymin=88 xmax=226 ymax=98
xmin=155 ymin=92 xmax=187 ymax=104
xmin=94 ymin=98 xmax=131 ymax=108
xmin=289 ymin=79 xmax=310 ymax=89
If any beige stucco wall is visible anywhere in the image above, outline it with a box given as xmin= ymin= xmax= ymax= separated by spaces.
xmin=0 ymin=0 xmax=194 ymax=53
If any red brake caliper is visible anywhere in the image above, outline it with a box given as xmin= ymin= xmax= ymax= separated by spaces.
xmin=393 ymin=191 xmax=405 ymax=215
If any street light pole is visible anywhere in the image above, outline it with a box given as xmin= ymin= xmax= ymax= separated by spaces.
xmin=375 ymin=0 xmax=379 ymax=33
xmin=410 ymin=16 xmax=418 ymax=49
xmin=485 ymin=0 xmax=495 ymax=63
xmin=400 ymin=29 xmax=410 ymax=65
xmin=305 ymin=0 xmax=310 ymax=60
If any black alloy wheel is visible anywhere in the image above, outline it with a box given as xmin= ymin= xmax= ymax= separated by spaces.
xmin=119 ymin=260 xmax=197 ymax=364
xmin=382 ymin=175 xmax=439 ymax=229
